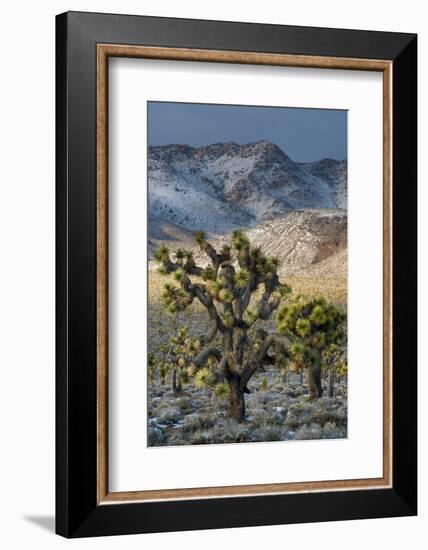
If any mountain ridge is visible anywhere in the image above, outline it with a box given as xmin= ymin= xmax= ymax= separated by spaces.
xmin=148 ymin=140 xmax=347 ymax=239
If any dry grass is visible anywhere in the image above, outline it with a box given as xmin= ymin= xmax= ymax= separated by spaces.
xmin=286 ymin=275 xmax=347 ymax=307
xmin=148 ymin=269 xmax=347 ymax=308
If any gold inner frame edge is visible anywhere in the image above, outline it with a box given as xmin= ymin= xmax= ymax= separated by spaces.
xmin=96 ymin=44 xmax=393 ymax=504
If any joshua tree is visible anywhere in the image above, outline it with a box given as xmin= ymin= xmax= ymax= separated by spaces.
xmin=322 ymin=343 xmax=343 ymax=397
xmin=336 ymin=357 xmax=348 ymax=392
xmin=148 ymin=325 xmax=198 ymax=394
xmin=154 ymin=230 xmax=292 ymax=422
xmin=169 ymin=325 xmax=199 ymax=394
xmin=277 ymin=297 xmax=346 ymax=399
xmin=150 ymin=343 xmax=171 ymax=385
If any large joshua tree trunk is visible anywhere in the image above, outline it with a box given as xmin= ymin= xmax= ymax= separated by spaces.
xmin=228 ymin=378 xmax=246 ymax=422
xmin=308 ymin=364 xmax=323 ymax=399
xmin=307 ymin=352 xmax=323 ymax=399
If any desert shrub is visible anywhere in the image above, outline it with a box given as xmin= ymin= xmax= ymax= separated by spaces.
xmin=191 ymin=430 xmax=213 ymax=445
xmin=182 ymin=413 xmax=215 ymax=433
xmin=285 ymin=400 xmax=316 ymax=429
xmin=312 ymin=397 xmax=347 ymax=427
xmin=214 ymin=382 xmax=230 ymax=400
xmin=157 ymin=407 xmax=181 ymax=424
xmin=322 ymin=421 xmax=347 ymax=439
xmin=295 ymin=423 xmax=323 ymax=440
xmin=250 ymin=424 xmax=284 ymax=442
xmin=148 ymin=427 xmax=166 ymax=446
xmin=173 ymin=397 xmax=194 ymax=412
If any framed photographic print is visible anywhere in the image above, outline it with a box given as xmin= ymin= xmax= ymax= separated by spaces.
xmin=56 ymin=11 xmax=417 ymax=537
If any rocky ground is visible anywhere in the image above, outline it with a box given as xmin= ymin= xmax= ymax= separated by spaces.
xmin=148 ymin=367 xmax=347 ymax=447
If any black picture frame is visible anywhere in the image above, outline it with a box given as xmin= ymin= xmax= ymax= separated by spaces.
xmin=56 ymin=11 xmax=417 ymax=538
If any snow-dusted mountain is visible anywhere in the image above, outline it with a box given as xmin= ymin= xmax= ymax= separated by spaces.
xmin=300 ymin=158 xmax=347 ymax=210
xmin=148 ymin=140 xmax=347 ymax=239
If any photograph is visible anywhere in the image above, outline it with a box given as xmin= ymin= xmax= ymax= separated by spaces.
xmin=147 ymin=101 xmax=348 ymax=446
xmin=0 ymin=2 xmax=420 ymax=545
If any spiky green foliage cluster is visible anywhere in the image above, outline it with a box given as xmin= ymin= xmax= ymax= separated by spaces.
xmin=194 ymin=230 xmax=206 ymax=245
xmin=221 ymin=310 xmax=234 ymax=328
xmin=338 ymin=357 xmax=348 ymax=377
xmin=154 ymin=244 xmax=170 ymax=263
xmin=219 ymin=244 xmax=231 ymax=259
xmin=322 ymin=343 xmax=342 ymax=372
xmin=202 ymin=266 xmax=216 ymax=281
xmin=277 ymin=297 xmax=346 ymax=368
xmin=162 ymin=282 xmax=193 ymax=313
xmin=218 ymin=288 xmax=234 ymax=303
xmin=278 ymin=283 xmax=292 ymax=297
xmin=174 ymin=248 xmax=186 ymax=263
xmin=243 ymin=308 xmax=258 ymax=325
xmin=194 ymin=367 xmax=217 ymax=389
xmin=205 ymin=279 xmax=224 ymax=299
xmin=170 ymin=325 xmax=200 ymax=357
xmin=234 ymin=269 xmax=250 ymax=288
xmin=232 ymin=229 xmax=249 ymax=250
xmin=214 ymin=382 xmax=230 ymax=400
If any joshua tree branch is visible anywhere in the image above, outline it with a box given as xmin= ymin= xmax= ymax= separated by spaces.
xmin=253 ymin=273 xmax=280 ymax=320
xmin=235 ymin=332 xmax=248 ymax=364
xmin=237 ymin=246 xmax=250 ymax=270
xmin=199 ymin=241 xmax=220 ymax=269
xmin=191 ymin=347 xmax=223 ymax=370
xmin=237 ymin=273 xmax=259 ymax=318
xmin=266 ymin=298 xmax=282 ymax=318
xmin=200 ymin=319 xmax=219 ymax=345
xmin=219 ymin=262 xmax=236 ymax=289
xmin=161 ymin=257 xmax=204 ymax=277
xmin=180 ymin=273 xmax=225 ymax=333
xmin=239 ymin=333 xmax=290 ymax=390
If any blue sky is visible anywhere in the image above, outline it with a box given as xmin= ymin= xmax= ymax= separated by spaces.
xmin=148 ymin=101 xmax=347 ymax=162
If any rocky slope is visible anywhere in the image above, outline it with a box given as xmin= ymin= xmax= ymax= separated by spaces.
xmin=189 ymin=209 xmax=347 ymax=278
xmin=149 ymin=209 xmax=347 ymax=279
xmin=148 ymin=140 xmax=347 ymax=238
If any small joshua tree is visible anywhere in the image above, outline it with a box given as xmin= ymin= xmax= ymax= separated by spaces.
xmin=322 ymin=343 xmax=343 ymax=397
xmin=149 ymin=325 xmax=198 ymax=393
xmin=277 ymin=297 xmax=346 ymax=399
xmin=149 ymin=307 xmax=176 ymax=386
xmin=154 ymin=230 xmax=292 ymax=422
xmin=152 ymin=343 xmax=171 ymax=385
xmin=169 ymin=325 xmax=198 ymax=394
xmin=336 ymin=357 xmax=348 ymax=390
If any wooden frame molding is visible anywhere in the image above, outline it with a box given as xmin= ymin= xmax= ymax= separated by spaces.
xmin=96 ymin=43 xmax=393 ymax=505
